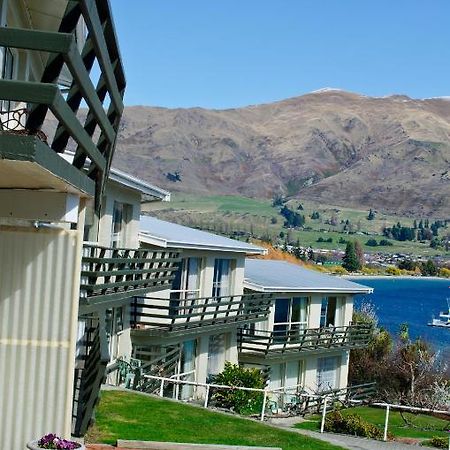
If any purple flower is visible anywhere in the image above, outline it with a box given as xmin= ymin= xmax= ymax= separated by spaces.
xmin=37 ymin=434 xmax=81 ymax=449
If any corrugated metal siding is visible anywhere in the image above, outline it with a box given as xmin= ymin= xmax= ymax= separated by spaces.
xmin=0 ymin=226 xmax=80 ymax=450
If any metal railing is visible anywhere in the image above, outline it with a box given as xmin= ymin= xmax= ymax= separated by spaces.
xmin=138 ymin=375 xmax=377 ymax=422
xmin=80 ymin=244 xmax=180 ymax=309
xmin=238 ymin=324 xmax=373 ymax=356
xmin=130 ymin=293 xmax=273 ymax=335
xmin=0 ymin=0 xmax=126 ymax=207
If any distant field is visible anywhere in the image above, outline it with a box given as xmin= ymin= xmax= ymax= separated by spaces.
xmin=144 ymin=194 xmax=449 ymax=258
xmin=145 ymin=193 xmax=277 ymax=216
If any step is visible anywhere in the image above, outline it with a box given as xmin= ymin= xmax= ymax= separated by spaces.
xmin=117 ymin=440 xmax=282 ymax=450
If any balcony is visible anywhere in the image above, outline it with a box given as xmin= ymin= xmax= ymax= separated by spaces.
xmin=80 ymin=244 xmax=181 ymax=312
xmin=130 ymin=293 xmax=273 ymax=339
xmin=0 ymin=0 xmax=125 ymax=208
xmin=238 ymin=324 xmax=373 ymax=360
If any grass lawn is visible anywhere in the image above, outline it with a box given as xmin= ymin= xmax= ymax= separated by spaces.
xmin=295 ymin=406 xmax=450 ymax=440
xmin=86 ymin=390 xmax=343 ymax=450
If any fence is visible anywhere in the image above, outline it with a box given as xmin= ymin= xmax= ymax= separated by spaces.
xmin=140 ymin=374 xmax=376 ymax=422
xmin=319 ymin=398 xmax=450 ymax=441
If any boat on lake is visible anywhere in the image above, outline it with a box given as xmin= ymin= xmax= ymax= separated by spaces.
xmin=428 ymin=298 xmax=450 ymax=328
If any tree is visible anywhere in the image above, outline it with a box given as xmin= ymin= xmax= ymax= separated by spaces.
xmin=367 ymin=209 xmax=376 ymax=220
xmin=342 ymin=241 xmax=361 ymax=272
xmin=271 ymin=193 xmax=285 ymax=207
xmin=354 ymin=240 xmax=365 ymax=267
xmin=366 ymin=238 xmax=378 ymax=247
xmin=349 ymin=306 xmax=450 ymax=412
xmin=211 ymin=362 xmax=265 ymax=414
xmin=421 ymin=260 xmax=438 ymax=276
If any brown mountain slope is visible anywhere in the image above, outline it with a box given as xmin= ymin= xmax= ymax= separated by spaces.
xmin=112 ymin=90 xmax=450 ymax=217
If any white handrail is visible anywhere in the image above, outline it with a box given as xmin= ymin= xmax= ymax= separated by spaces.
xmin=169 ymin=369 xmax=196 ymax=380
xmin=141 ymin=374 xmax=450 ymax=428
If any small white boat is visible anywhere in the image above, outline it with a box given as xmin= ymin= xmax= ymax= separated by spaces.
xmin=428 ymin=298 xmax=450 ymax=328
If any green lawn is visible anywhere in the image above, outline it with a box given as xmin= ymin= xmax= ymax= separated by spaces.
xmin=295 ymin=406 xmax=450 ymax=440
xmin=87 ymin=390 xmax=343 ymax=449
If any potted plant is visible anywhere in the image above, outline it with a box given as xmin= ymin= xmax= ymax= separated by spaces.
xmin=27 ymin=434 xmax=85 ymax=450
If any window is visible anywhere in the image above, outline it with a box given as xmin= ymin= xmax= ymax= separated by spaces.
xmin=179 ymin=339 xmax=197 ymax=400
xmin=207 ymin=333 xmax=227 ymax=377
xmin=269 ymin=361 xmax=304 ymax=406
xmin=170 ymin=257 xmax=201 ymax=316
xmin=171 ymin=257 xmax=201 ymax=299
xmin=212 ymin=259 xmax=231 ymax=297
xmin=111 ymin=201 xmax=133 ymax=247
xmin=320 ymin=296 xmax=338 ymax=328
xmin=317 ymin=356 xmax=340 ymax=392
xmin=273 ymin=297 xmax=308 ymax=342
xmin=105 ymin=307 xmax=124 ymax=360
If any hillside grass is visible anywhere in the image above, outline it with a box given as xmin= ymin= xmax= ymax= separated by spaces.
xmin=86 ymin=390 xmax=343 ymax=450
xmin=144 ymin=194 xmax=449 ymax=257
xmin=295 ymin=406 xmax=450 ymax=440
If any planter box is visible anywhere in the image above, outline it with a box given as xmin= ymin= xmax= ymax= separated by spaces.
xmin=27 ymin=441 xmax=85 ymax=450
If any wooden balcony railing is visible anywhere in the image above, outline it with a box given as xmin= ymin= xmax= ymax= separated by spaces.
xmin=80 ymin=244 xmax=181 ymax=310
xmin=0 ymin=0 xmax=125 ymax=208
xmin=72 ymin=324 xmax=108 ymax=436
xmin=130 ymin=293 xmax=273 ymax=337
xmin=238 ymin=324 xmax=373 ymax=358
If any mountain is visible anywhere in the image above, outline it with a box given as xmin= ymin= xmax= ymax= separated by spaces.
xmin=112 ymin=90 xmax=450 ymax=217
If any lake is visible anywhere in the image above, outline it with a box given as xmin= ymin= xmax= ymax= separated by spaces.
xmin=351 ymin=277 xmax=450 ymax=360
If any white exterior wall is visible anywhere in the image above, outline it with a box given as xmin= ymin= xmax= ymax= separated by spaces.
xmin=134 ymin=245 xmax=247 ymax=390
xmin=97 ymin=181 xmax=141 ymax=248
xmin=0 ymin=225 xmax=83 ymax=449
xmin=250 ymin=291 xmax=355 ymax=394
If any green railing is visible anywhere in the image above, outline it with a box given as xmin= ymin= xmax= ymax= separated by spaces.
xmin=80 ymin=244 xmax=181 ymax=310
xmin=238 ymin=324 xmax=373 ymax=357
xmin=0 ymin=0 xmax=125 ymax=208
xmin=72 ymin=323 xmax=109 ymax=436
xmin=131 ymin=293 xmax=273 ymax=337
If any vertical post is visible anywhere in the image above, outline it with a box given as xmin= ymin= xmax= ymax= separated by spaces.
xmin=320 ymin=397 xmax=328 ymax=433
xmin=175 ymin=376 xmax=180 ymax=400
xmin=260 ymin=389 xmax=268 ymax=421
xmin=204 ymin=385 xmax=210 ymax=408
xmin=383 ymin=404 xmax=390 ymax=441
xmin=159 ymin=379 xmax=164 ymax=397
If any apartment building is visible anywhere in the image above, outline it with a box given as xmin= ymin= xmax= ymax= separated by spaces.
xmin=129 ymin=216 xmax=273 ymax=398
xmin=239 ymin=259 xmax=373 ymax=405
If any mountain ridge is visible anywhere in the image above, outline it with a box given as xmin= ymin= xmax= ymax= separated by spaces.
xmin=111 ymin=89 xmax=450 ymax=217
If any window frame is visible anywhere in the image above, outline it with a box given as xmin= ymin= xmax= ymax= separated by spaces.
xmin=273 ymin=296 xmax=309 ymax=339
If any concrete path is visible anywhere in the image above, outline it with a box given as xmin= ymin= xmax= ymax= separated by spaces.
xmin=267 ymin=417 xmax=420 ymax=450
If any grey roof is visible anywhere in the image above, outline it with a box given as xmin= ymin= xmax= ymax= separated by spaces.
xmin=109 ymin=168 xmax=170 ymax=201
xmin=139 ymin=216 xmax=266 ymax=254
xmin=244 ymin=259 xmax=373 ymax=294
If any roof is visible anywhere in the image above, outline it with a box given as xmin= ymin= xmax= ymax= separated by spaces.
xmin=139 ymin=216 xmax=266 ymax=255
xmin=109 ymin=167 xmax=171 ymax=201
xmin=244 ymin=259 xmax=373 ymax=294
xmin=61 ymin=151 xmax=170 ymax=201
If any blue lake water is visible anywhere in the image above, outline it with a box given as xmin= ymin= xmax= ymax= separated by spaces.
xmin=351 ymin=278 xmax=450 ymax=360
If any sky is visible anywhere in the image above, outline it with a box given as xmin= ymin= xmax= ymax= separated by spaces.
xmin=110 ymin=0 xmax=450 ymax=109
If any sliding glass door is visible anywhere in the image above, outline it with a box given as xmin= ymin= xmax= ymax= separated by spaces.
xmin=273 ymin=297 xmax=308 ymax=342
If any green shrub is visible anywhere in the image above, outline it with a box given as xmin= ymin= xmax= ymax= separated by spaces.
xmin=211 ymin=362 xmax=265 ymax=415
xmin=324 ymin=410 xmax=384 ymax=440
xmin=422 ymin=436 xmax=448 ymax=449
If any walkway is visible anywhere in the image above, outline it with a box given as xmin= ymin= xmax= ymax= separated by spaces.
xmin=267 ymin=417 xmax=420 ymax=450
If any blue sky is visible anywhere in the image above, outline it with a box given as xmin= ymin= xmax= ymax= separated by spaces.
xmin=110 ymin=0 xmax=450 ymax=109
